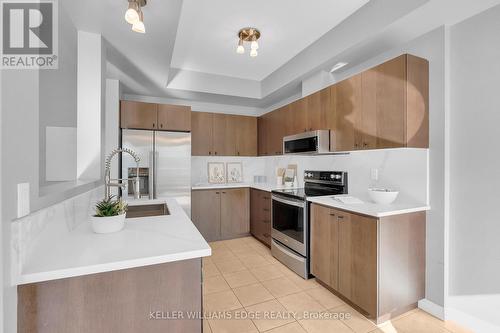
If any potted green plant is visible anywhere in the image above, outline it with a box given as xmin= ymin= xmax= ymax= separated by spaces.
xmin=90 ymin=196 xmax=128 ymax=234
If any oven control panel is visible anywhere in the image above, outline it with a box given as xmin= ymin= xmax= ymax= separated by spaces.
xmin=304 ymin=170 xmax=346 ymax=184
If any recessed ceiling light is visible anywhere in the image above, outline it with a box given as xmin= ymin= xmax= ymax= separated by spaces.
xmin=330 ymin=62 xmax=348 ymax=73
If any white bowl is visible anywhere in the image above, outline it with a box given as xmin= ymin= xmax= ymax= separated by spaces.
xmin=90 ymin=213 xmax=126 ymax=234
xmin=368 ymin=188 xmax=399 ymax=205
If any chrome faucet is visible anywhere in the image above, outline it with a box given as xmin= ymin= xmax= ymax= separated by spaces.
xmin=104 ymin=148 xmax=141 ymax=200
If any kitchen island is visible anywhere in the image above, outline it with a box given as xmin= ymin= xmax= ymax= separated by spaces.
xmin=16 ymin=198 xmax=211 ymax=333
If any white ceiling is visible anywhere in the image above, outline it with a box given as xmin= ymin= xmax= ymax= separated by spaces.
xmin=170 ymin=0 xmax=370 ymax=81
xmin=61 ymin=0 xmax=500 ymax=111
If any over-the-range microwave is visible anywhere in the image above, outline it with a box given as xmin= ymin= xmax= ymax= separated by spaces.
xmin=283 ymin=130 xmax=331 ymax=155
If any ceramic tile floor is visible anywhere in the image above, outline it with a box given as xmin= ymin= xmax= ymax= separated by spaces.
xmin=202 ymin=237 xmax=473 ymax=333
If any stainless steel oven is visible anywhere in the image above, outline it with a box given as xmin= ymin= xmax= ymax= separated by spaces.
xmin=271 ymin=194 xmax=307 ymax=256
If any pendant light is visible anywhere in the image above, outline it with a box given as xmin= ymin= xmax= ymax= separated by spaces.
xmin=125 ymin=0 xmax=147 ymax=34
xmin=236 ymin=28 xmax=261 ymax=57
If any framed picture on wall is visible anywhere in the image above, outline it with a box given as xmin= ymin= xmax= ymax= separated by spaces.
xmin=227 ymin=162 xmax=243 ymax=183
xmin=207 ymin=162 xmax=226 ymax=184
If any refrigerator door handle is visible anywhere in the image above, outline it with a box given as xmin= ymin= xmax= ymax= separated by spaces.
xmin=153 ymin=150 xmax=159 ymax=199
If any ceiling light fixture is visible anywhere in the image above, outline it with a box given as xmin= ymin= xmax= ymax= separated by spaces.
xmin=125 ymin=0 xmax=147 ymax=33
xmin=236 ymin=27 xmax=261 ymax=57
xmin=330 ymin=62 xmax=348 ymax=73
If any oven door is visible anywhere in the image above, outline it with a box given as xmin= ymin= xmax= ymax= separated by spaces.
xmin=271 ymin=194 xmax=307 ymax=256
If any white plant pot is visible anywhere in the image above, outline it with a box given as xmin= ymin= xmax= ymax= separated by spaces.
xmin=90 ymin=213 xmax=126 ymax=234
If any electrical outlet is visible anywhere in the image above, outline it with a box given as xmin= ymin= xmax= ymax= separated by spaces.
xmin=370 ymin=168 xmax=379 ymax=181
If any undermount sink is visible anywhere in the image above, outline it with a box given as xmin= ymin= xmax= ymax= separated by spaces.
xmin=126 ymin=203 xmax=170 ymax=218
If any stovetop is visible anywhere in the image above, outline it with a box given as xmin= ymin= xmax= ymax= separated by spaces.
xmin=272 ymin=171 xmax=348 ymax=200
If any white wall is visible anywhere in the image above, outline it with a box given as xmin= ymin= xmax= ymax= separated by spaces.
xmin=77 ymin=31 xmax=104 ymax=181
xmin=105 ymin=79 xmax=121 ymax=197
xmin=447 ymin=5 xmax=500 ymax=330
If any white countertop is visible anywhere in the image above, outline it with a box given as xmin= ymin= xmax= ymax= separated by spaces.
xmin=192 ymin=182 xmax=297 ymax=192
xmin=17 ymin=198 xmax=211 ymax=285
xmin=307 ymin=194 xmax=430 ymax=218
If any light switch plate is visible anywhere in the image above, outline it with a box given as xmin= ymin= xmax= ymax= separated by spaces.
xmin=17 ymin=183 xmax=30 ymax=218
xmin=370 ymin=168 xmax=379 ymax=181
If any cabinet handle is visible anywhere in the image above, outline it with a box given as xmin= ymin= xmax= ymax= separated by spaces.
xmin=338 ymin=215 xmax=344 ymax=219
xmin=215 ymin=151 xmax=218 ymax=155
xmin=209 ymin=151 xmax=212 ymax=155
xmin=237 ymin=152 xmax=240 ymax=156
xmin=215 ymin=192 xmax=220 ymax=194
xmin=153 ymin=123 xmax=156 ymax=128
xmin=329 ymin=213 xmax=336 ymax=216
xmin=263 ymin=233 xmax=270 ymax=238
xmin=263 ymin=220 xmax=270 ymax=224
xmin=221 ymin=191 xmax=226 ymax=194
xmin=263 ymin=208 xmax=270 ymax=212
xmin=363 ymin=142 xmax=368 ymax=147
xmin=160 ymin=123 xmax=163 ymax=129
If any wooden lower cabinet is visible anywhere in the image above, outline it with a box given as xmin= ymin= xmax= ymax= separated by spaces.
xmin=250 ymin=189 xmax=272 ymax=246
xmin=310 ymin=203 xmax=425 ymax=323
xmin=191 ymin=188 xmax=250 ymax=241
xmin=18 ymin=259 xmax=202 ymax=333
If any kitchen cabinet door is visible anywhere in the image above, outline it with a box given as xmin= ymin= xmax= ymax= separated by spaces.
xmin=235 ymin=116 xmax=257 ymax=156
xmin=306 ymin=88 xmax=331 ymax=132
xmin=191 ymin=112 xmax=214 ymax=156
xmin=334 ymin=74 xmax=363 ymax=151
xmin=287 ymin=99 xmax=308 ymax=135
xmin=373 ymin=55 xmax=406 ymax=149
xmin=191 ymin=190 xmax=221 ymax=242
xmin=338 ymin=211 xmax=377 ymax=317
xmin=267 ymin=106 xmax=287 ymax=155
xmin=157 ymin=104 xmax=191 ymax=132
xmin=258 ymin=116 xmax=268 ymax=156
xmin=120 ymin=101 xmax=158 ymax=130
xmin=220 ymin=188 xmax=250 ymax=239
xmin=213 ymin=114 xmax=234 ymax=156
xmin=250 ymin=189 xmax=272 ymax=246
xmin=310 ymin=204 xmax=339 ymax=289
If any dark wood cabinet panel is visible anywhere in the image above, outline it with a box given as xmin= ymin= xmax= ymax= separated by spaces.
xmin=191 ymin=112 xmax=214 ymax=156
xmin=267 ymin=107 xmax=287 ymax=155
xmin=157 ymin=104 xmax=191 ymax=132
xmin=191 ymin=189 xmax=221 ymax=242
xmin=235 ymin=116 xmax=257 ymax=156
xmin=192 ymin=188 xmax=250 ymax=241
xmin=120 ymin=101 xmax=158 ymax=130
xmin=250 ymin=189 xmax=271 ymax=247
xmin=258 ymin=116 xmax=268 ymax=156
xmin=287 ymin=99 xmax=308 ymax=135
xmin=212 ymin=113 xmax=231 ymax=156
xmin=306 ymin=87 xmax=332 ymax=132
xmin=310 ymin=204 xmax=339 ymax=289
xmin=334 ymin=74 xmax=363 ymax=151
xmin=221 ymin=188 xmax=250 ymax=239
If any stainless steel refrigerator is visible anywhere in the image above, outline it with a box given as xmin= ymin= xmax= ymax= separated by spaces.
xmin=121 ymin=129 xmax=191 ymax=216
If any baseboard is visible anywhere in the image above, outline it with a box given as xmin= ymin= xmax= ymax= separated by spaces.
xmin=446 ymin=295 xmax=500 ymax=333
xmin=418 ymin=298 xmax=444 ymax=320
xmin=446 ymin=306 xmax=499 ymax=333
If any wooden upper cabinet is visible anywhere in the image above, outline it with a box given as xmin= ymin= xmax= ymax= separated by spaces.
xmin=120 ymin=101 xmax=158 ymax=130
xmin=306 ymin=87 xmax=332 ymax=132
xmin=191 ymin=112 xmax=214 ymax=156
xmin=268 ymin=106 xmax=287 ymax=155
xmin=157 ymin=104 xmax=191 ymax=132
xmin=405 ymin=54 xmax=429 ymax=148
xmin=236 ymin=116 xmax=257 ymax=156
xmin=333 ymin=74 xmax=363 ymax=151
xmin=258 ymin=116 xmax=268 ymax=156
xmin=287 ymin=99 xmax=308 ymax=135
xmin=212 ymin=114 xmax=232 ymax=156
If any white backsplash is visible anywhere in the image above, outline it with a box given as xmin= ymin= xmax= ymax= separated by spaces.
xmin=192 ymin=148 xmax=428 ymax=203
xmin=11 ymin=186 xmax=103 ymax=282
